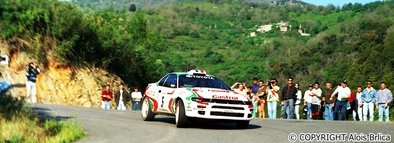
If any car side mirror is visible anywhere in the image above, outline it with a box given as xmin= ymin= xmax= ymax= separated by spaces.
xmin=170 ymin=84 xmax=176 ymax=88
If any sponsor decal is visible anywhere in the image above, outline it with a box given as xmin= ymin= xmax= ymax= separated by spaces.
xmin=191 ymin=89 xmax=203 ymax=99
xmin=167 ymin=90 xmax=175 ymax=94
xmin=224 ymin=109 xmax=234 ymax=113
xmin=210 ymin=89 xmax=229 ymax=93
xmin=212 ymin=95 xmax=238 ymax=100
xmin=147 ymin=96 xmax=158 ymax=112
xmin=186 ymin=74 xmax=214 ymax=79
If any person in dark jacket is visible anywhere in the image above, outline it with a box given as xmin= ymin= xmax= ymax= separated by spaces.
xmin=323 ymin=82 xmax=335 ymax=120
xmin=26 ymin=62 xmax=40 ymax=104
xmin=115 ymin=84 xmax=130 ymax=111
xmin=280 ymin=77 xmax=297 ymax=119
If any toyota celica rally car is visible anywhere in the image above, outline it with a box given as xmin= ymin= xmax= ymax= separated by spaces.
xmin=141 ymin=70 xmax=253 ymax=128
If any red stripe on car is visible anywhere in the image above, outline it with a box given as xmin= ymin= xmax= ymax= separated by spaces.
xmin=147 ymin=96 xmax=158 ymax=112
xmin=168 ymin=98 xmax=174 ymax=113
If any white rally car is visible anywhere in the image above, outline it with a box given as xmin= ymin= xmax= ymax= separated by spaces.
xmin=141 ymin=70 xmax=253 ymax=128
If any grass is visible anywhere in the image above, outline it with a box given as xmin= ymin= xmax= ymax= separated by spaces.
xmin=0 ymin=93 xmax=85 ymax=143
xmin=43 ymin=120 xmax=85 ymax=143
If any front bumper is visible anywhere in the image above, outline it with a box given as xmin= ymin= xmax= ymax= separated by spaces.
xmin=185 ymin=102 xmax=253 ymax=121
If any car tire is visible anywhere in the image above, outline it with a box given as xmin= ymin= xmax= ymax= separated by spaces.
xmin=141 ymin=97 xmax=155 ymax=121
xmin=175 ymin=100 xmax=189 ymax=128
xmin=236 ymin=121 xmax=250 ymax=129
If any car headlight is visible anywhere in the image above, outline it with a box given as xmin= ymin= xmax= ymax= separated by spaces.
xmin=191 ymin=97 xmax=203 ymax=102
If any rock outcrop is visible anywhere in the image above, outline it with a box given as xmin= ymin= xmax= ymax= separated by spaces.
xmin=1 ymin=42 xmax=127 ymax=108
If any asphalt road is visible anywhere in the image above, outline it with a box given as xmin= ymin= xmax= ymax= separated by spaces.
xmin=31 ymin=104 xmax=394 ymax=143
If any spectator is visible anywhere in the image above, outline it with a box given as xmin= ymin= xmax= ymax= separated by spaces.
xmin=248 ymin=86 xmax=258 ymax=118
xmin=25 ymin=62 xmax=40 ymax=104
xmin=131 ymin=87 xmax=143 ymax=111
xmin=115 ymin=84 xmax=130 ymax=111
xmin=251 ymin=77 xmax=260 ymax=95
xmin=333 ymin=84 xmax=341 ymax=120
xmin=231 ymin=82 xmax=248 ymax=98
xmin=361 ymin=80 xmax=377 ymax=121
xmin=304 ymin=84 xmax=313 ymax=120
xmin=311 ymin=82 xmax=322 ymax=120
xmin=101 ymin=84 xmax=113 ymax=110
xmin=246 ymin=86 xmax=253 ymax=99
xmin=323 ymin=82 xmax=335 ymax=121
xmin=355 ymin=86 xmax=363 ymax=121
xmin=376 ymin=82 xmax=392 ymax=122
xmin=320 ymin=96 xmax=325 ymax=120
xmin=266 ymin=79 xmax=280 ymax=119
xmin=294 ymin=83 xmax=302 ymax=120
xmin=330 ymin=80 xmax=351 ymax=121
xmin=280 ymin=78 xmax=297 ymax=119
xmin=347 ymin=91 xmax=358 ymax=120
xmin=257 ymin=80 xmax=267 ymax=118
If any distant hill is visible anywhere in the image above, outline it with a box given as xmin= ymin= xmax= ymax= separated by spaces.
xmin=63 ymin=0 xmax=394 ymax=87
xmin=71 ymin=0 xmax=308 ymax=11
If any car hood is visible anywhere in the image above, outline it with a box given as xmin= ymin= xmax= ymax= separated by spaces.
xmin=190 ymin=88 xmax=250 ymax=101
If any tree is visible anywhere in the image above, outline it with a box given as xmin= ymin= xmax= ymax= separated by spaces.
xmin=342 ymin=3 xmax=353 ymax=11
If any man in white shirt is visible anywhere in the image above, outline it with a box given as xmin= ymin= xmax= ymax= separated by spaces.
xmin=303 ymin=84 xmax=313 ymax=120
xmin=131 ymin=87 xmax=143 ymax=110
xmin=355 ymin=86 xmax=363 ymax=121
xmin=330 ymin=80 xmax=351 ymax=121
xmin=294 ymin=83 xmax=302 ymax=120
xmin=311 ymin=82 xmax=322 ymax=119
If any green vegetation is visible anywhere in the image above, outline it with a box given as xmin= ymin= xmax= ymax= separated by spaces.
xmin=1 ymin=0 xmax=394 ymax=119
xmin=0 ymin=94 xmax=85 ymax=142
xmin=0 ymin=0 xmax=163 ymax=86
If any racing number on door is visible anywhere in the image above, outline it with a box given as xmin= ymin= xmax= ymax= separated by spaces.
xmin=161 ymin=96 xmax=164 ymax=108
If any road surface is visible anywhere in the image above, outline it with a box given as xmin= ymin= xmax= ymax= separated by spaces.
xmin=31 ymin=104 xmax=394 ymax=143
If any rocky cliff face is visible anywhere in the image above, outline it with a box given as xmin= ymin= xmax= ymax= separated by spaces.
xmin=1 ymin=42 xmax=127 ymax=108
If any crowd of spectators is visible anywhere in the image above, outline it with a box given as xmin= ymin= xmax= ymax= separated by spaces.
xmin=232 ymin=78 xmax=392 ymax=122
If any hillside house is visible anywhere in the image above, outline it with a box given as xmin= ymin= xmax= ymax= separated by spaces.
xmin=277 ymin=21 xmax=291 ymax=32
xmin=252 ymin=21 xmax=310 ymax=36
xmin=257 ymin=24 xmax=273 ymax=33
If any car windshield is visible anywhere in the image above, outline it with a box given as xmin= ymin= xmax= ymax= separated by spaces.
xmin=178 ymin=74 xmax=230 ymax=90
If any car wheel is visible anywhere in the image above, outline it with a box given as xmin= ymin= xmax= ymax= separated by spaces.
xmin=175 ymin=100 xmax=189 ymax=128
xmin=141 ymin=97 xmax=155 ymax=121
xmin=236 ymin=121 xmax=250 ymax=129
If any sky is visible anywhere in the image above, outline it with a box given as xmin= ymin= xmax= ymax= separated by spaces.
xmin=302 ymin=0 xmax=382 ymax=7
